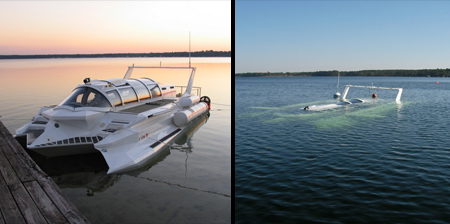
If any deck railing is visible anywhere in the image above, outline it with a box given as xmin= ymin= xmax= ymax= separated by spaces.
xmin=175 ymin=86 xmax=202 ymax=97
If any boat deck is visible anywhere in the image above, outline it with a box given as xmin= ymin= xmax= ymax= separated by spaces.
xmin=0 ymin=120 xmax=89 ymax=224
xmin=120 ymin=99 xmax=176 ymax=114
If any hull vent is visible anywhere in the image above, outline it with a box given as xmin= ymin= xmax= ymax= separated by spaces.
xmin=35 ymin=136 xmax=104 ymax=148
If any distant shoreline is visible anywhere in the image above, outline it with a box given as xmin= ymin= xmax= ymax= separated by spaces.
xmin=0 ymin=50 xmax=231 ymax=59
xmin=235 ymin=69 xmax=450 ymax=77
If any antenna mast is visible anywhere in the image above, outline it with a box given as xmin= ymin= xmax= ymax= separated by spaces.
xmin=189 ymin=31 xmax=191 ymax=67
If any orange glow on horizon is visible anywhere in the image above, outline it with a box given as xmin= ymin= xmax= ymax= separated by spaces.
xmin=0 ymin=1 xmax=231 ymax=55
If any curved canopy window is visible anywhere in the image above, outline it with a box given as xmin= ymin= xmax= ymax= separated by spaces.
xmin=139 ymin=78 xmax=161 ymax=98
xmin=60 ymin=87 xmax=112 ymax=108
xmin=147 ymin=84 xmax=161 ymax=97
xmin=119 ymin=87 xmax=138 ymax=104
xmin=106 ymin=90 xmax=123 ymax=107
xmin=128 ymin=80 xmax=151 ymax=101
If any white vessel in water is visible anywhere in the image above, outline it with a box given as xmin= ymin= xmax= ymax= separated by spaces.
xmin=304 ymin=84 xmax=403 ymax=111
xmin=16 ymin=65 xmax=211 ymax=174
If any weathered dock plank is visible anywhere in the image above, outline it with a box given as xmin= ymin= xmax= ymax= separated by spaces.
xmin=10 ymin=182 xmax=47 ymax=224
xmin=24 ymin=181 xmax=67 ymax=223
xmin=0 ymin=208 xmax=5 ymax=224
xmin=0 ymin=120 xmax=89 ymax=224
xmin=0 ymin=174 xmax=26 ymax=224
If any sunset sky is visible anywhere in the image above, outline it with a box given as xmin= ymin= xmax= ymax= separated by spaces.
xmin=236 ymin=1 xmax=450 ymax=72
xmin=0 ymin=1 xmax=230 ymax=55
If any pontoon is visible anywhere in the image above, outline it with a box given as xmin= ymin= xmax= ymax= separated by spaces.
xmin=15 ymin=65 xmax=211 ymax=174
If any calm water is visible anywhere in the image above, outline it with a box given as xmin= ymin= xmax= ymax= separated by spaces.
xmin=236 ymin=76 xmax=450 ymax=223
xmin=0 ymin=57 xmax=231 ymax=223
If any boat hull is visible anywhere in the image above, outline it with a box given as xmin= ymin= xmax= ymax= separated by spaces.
xmin=97 ymin=112 xmax=209 ymax=174
xmin=29 ymin=143 xmax=98 ymax=157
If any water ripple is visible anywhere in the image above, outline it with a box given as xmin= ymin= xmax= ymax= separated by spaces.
xmin=236 ymin=77 xmax=450 ymax=223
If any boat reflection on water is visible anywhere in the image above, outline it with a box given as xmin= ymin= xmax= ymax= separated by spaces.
xmin=27 ymin=112 xmax=210 ymax=196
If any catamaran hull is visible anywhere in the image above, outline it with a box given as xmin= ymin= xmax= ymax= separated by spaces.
xmin=98 ymin=127 xmax=182 ymax=174
xmin=97 ymin=113 xmax=209 ymax=174
xmin=17 ymin=102 xmax=209 ymax=174
xmin=17 ymin=111 xmax=209 ymax=174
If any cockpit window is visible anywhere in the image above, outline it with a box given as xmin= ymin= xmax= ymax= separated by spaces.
xmin=60 ymin=87 xmax=112 ymax=108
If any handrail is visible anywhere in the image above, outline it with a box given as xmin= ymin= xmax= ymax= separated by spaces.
xmin=122 ymin=65 xmax=196 ymax=98
xmin=341 ymin=85 xmax=403 ymax=102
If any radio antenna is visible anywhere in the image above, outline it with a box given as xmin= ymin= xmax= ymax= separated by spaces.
xmin=189 ymin=31 xmax=191 ymax=67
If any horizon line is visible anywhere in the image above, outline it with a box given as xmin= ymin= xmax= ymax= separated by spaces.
xmin=0 ymin=50 xmax=231 ymax=56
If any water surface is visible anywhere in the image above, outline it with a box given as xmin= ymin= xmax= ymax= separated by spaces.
xmin=236 ymin=76 xmax=450 ymax=223
xmin=0 ymin=57 xmax=231 ymax=223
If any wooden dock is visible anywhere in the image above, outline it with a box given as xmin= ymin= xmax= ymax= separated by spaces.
xmin=0 ymin=120 xmax=89 ymax=224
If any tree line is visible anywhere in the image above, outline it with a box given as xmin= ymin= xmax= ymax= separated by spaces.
xmin=235 ymin=69 xmax=450 ymax=77
xmin=0 ymin=50 xmax=231 ymax=59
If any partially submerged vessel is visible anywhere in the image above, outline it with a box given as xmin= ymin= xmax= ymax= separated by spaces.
xmin=304 ymin=85 xmax=403 ymax=111
xmin=16 ymin=65 xmax=211 ymax=174
xmin=303 ymin=99 xmax=363 ymax=111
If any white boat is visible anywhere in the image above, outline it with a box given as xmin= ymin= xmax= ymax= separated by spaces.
xmin=304 ymin=84 xmax=402 ymax=111
xmin=15 ymin=65 xmax=211 ymax=174
xmin=303 ymin=99 xmax=363 ymax=111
